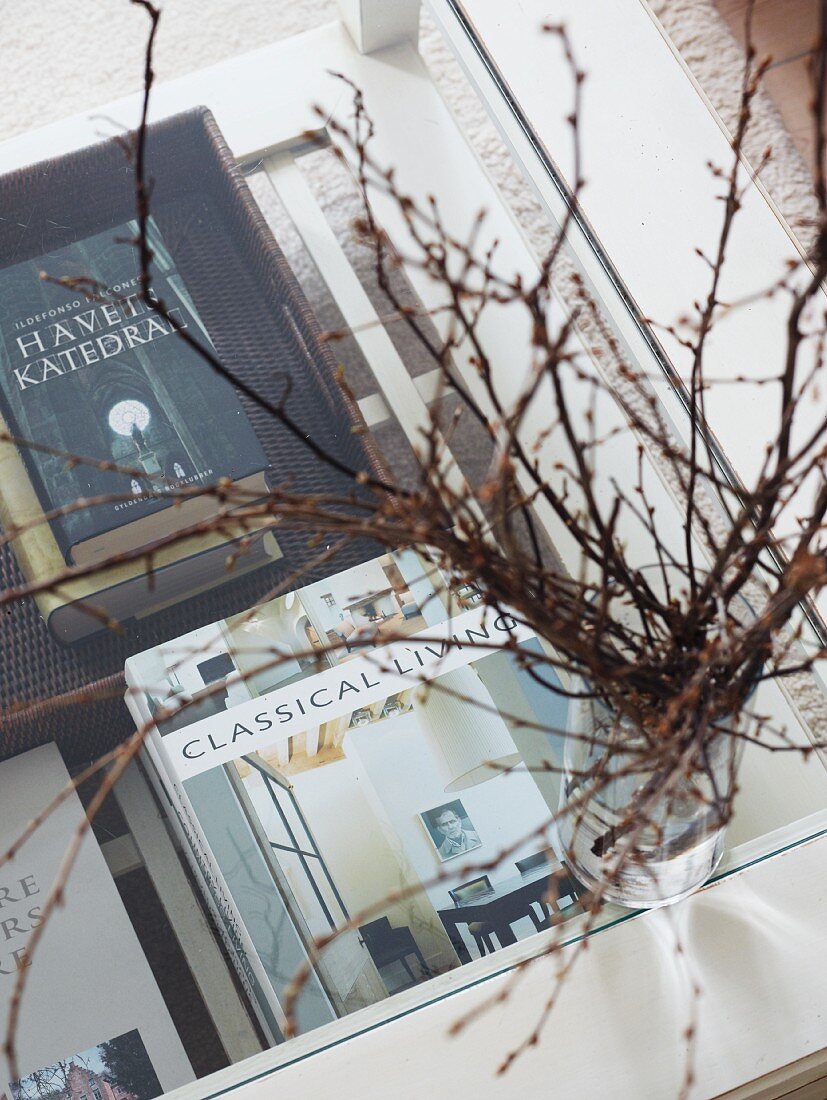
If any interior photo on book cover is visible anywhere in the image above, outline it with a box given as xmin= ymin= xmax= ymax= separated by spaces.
xmin=0 ymin=217 xmax=269 ymax=566
xmin=125 ymin=549 xmax=587 ymax=1040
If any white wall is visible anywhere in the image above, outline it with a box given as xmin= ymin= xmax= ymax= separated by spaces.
xmin=473 ymin=648 xmax=567 ymax=820
xmin=393 ymin=549 xmax=447 ymax=625
xmin=227 ymin=597 xmax=306 ymax=695
xmin=348 ymin=710 xmax=554 ymax=944
xmin=242 ymin=686 xmax=557 ymax=974
xmin=248 ymin=756 xmax=458 ymax=977
xmin=159 ymin=622 xmax=233 ymax=694
xmin=130 ymin=621 xmax=235 ymax=699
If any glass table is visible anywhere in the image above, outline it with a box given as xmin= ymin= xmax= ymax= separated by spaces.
xmin=0 ymin=2 xmax=825 ymax=1099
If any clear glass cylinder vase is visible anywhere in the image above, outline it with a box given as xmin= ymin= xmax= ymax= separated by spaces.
xmin=556 ymin=688 xmax=749 ymax=909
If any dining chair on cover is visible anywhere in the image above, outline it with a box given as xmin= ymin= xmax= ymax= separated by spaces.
xmin=515 ymin=852 xmax=584 ymax=930
xmin=449 ymin=876 xmax=498 ymax=958
xmin=358 ymin=917 xmax=432 ymax=990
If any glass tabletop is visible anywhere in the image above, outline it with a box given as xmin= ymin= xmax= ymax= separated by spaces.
xmin=0 ymin=3 xmax=824 ymax=1097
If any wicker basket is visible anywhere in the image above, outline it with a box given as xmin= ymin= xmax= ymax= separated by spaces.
xmin=0 ymin=108 xmax=384 ymax=765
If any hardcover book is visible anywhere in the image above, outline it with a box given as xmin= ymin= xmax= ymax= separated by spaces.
xmin=124 ymin=548 xmax=576 ymax=1042
xmin=0 ymin=408 xmax=282 ymax=644
xmin=0 ymin=743 xmax=192 ymax=1091
xmin=0 ymin=107 xmax=383 ymax=758
xmin=123 ymin=686 xmax=289 ymax=1047
xmin=0 ymin=217 xmax=269 ymax=567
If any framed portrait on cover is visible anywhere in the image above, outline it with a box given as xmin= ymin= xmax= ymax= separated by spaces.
xmin=419 ymin=799 xmax=482 ymax=862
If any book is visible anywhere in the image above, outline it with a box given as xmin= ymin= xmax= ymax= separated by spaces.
xmin=123 ymin=688 xmax=288 ymax=1046
xmin=0 ymin=217 xmax=269 ymax=568
xmin=0 ymin=743 xmax=192 ymax=1090
xmin=124 ymin=548 xmax=573 ymax=1039
xmin=0 ymin=410 xmax=282 ymax=643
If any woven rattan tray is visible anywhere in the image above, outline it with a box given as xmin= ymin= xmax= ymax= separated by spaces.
xmin=0 ymin=108 xmax=382 ymax=764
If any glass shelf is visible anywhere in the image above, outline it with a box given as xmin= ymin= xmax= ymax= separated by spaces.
xmin=0 ymin=4 xmax=824 ymax=1099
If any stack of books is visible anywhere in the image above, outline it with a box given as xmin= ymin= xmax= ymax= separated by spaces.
xmin=0 ymin=217 xmax=279 ymax=642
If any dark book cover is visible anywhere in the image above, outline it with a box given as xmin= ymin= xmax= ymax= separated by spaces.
xmin=0 ymin=217 xmax=269 ymax=564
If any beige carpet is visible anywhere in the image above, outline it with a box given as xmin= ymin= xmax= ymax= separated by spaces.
xmin=0 ymin=1 xmax=338 ymax=142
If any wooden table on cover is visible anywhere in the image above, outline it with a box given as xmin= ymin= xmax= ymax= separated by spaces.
xmin=438 ymin=865 xmax=575 ymax=963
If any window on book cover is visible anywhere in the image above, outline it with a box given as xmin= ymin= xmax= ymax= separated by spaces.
xmin=108 ymin=399 xmax=151 ymax=437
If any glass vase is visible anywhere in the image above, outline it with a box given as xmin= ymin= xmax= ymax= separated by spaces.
xmin=556 ymin=688 xmax=749 ymax=909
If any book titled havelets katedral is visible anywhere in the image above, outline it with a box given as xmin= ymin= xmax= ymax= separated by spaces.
xmin=0 ymin=217 xmax=269 ymax=567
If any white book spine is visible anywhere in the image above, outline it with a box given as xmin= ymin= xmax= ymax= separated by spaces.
xmin=122 ymin=681 xmax=285 ymax=1046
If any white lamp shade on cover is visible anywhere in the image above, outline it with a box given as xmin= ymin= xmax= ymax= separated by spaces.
xmin=415 ymin=666 xmax=522 ymax=791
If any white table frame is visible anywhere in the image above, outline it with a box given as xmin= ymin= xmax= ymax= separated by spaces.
xmin=2 ymin=3 xmax=827 ymax=1096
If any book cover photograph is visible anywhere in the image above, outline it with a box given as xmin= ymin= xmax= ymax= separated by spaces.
xmin=9 ymin=1030 xmax=163 ymax=1100
xmin=124 ymin=549 xmax=585 ymax=1038
xmin=0 ymin=217 xmax=269 ymax=567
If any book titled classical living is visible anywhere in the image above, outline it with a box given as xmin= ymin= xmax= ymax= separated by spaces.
xmin=0 ymin=217 xmax=269 ymax=567
xmin=124 ymin=548 xmax=571 ymax=1040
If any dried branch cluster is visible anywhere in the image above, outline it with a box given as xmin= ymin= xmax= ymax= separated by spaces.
xmin=3 ymin=1 xmax=827 ymax=1094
